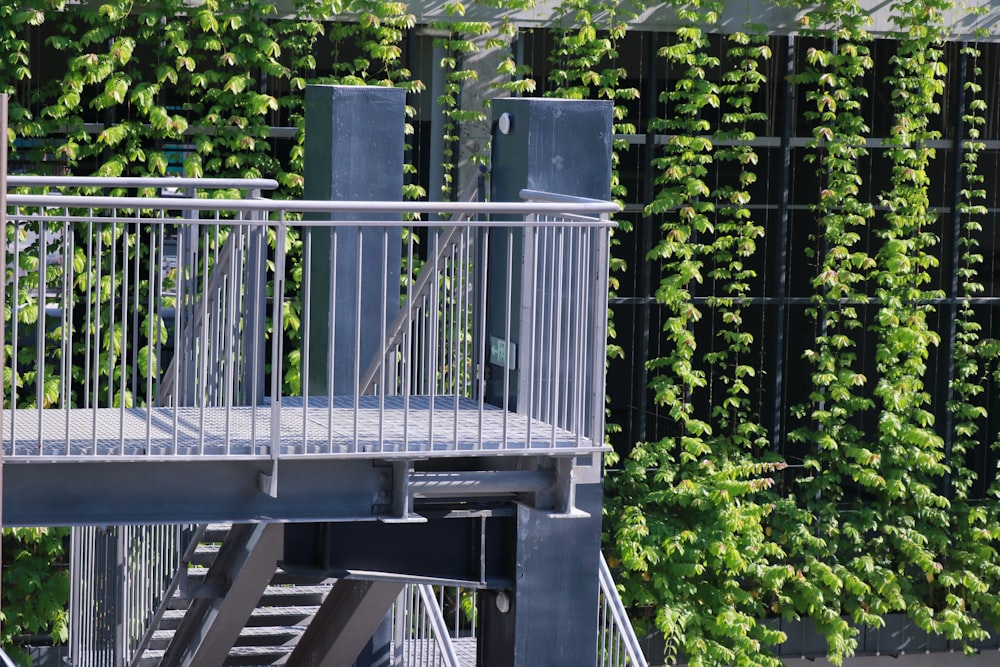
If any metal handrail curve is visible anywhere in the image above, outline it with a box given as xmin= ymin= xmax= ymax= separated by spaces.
xmin=599 ymin=553 xmax=649 ymax=667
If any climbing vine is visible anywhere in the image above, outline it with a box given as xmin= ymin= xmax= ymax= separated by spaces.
xmin=868 ymin=0 xmax=957 ymax=641
xmin=611 ymin=3 xmax=791 ymax=662
xmin=925 ymin=29 xmax=1000 ymax=647
xmin=4 ymin=1 xmax=1000 ymax=665
xmin=782 ymin=0 xmax=881 ymax=659
xmin=1 ymin=528 xmax=69 ymax=666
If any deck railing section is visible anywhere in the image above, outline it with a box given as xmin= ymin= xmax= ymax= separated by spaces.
xmin=387 ymin=554 xmax=648 ymax=667
xmin=392 ymin=584 xmax=468 ymax=666
xmin=69 ymin=523 xmax=202 ymax=667
xmin=3 ymin=188 xmax=616 ymax=459
xmin=42 ymin=177 xmax=278 ymax=667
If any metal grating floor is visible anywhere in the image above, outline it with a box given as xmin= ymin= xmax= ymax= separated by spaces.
xmin=395 ymin=637 xmax=477 ymax=666
xmin=4 ymin=395 xmax=597 ymax=459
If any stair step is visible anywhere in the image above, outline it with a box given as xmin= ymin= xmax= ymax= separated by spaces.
xmin=203 ymin=522 xmax=233 ymax=542
xmin=156 ymin=603 xmax=321 ymax=631
xmin=139 ymin=643 xmax=295 ymax=667
xmin=181 ymin=568 xmax=329 ymax=587
xmin=258 ymin=584 xmax=331 ymax=607
xmin=229 ymin=644 xmax=297 ymax=656
xmin=191 ymin=543 xmax=221 ymax=567
xmin=168 ymin=577 xmax=330 ymax=607
xmin=270 ymin=570 xmax=332 ymax=586
xmin=148 ymin=624 xmax=306 ymax=651
xmin=136 ymin=649 xmax=164 ymax=667
xmin=247 ymin=605 xmax=322 ymax=627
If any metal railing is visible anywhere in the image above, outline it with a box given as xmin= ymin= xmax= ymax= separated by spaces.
xmin=55 ymin=177 xmax=278 ymax=667
xmin=69 ymin=524 xmax=201 ymax=667
xmin=388 ymin=554 xmax=647 ymax=667
xmin=598 ymin=553 xmax=649 ymax=667
xmin=392 ymin=584 xmax=469 ymax=666
xmin=3 ymin=186 xmax=616 ymax=460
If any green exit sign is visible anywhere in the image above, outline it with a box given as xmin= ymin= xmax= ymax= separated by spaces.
xmin=489 ymin=336 xmax=517 ymax=370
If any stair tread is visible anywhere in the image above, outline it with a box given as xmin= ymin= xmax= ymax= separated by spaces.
xmin=228 ymin=645 xmax=295 ymax=657
xmin=172 ymin=582 xmax=330 ymax=595
xmin=141 ymin=644 xmax=295 ymax=659
xmin=152 ymin=625 xmax=307 ymax=640
xmin=161 ymin=604 xmax=320 ymax=620
xmin=251 ymin=605 xmax=322 ymax=615
xmin=263 ymin=583 xmax=331 ymax=593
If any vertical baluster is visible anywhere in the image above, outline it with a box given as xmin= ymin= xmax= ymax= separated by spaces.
xmin=198 ymin=222 xmax=209 ymax=454
xmin=502 ymin=227 xmax=514 ymax=449
xmin=270 ymin=214 xmax=287 ymax=468
xmin=36 ymin=205 xmax=46 ymax=448
xmin=327 ymin=228 xmax=337 ymax=453
xmin=551 ymin=224 xmax=566 ymax=446
xmin=302 ymin=221 xmax=312 ymax=446
xmin=403 ymin=226 xmax=413 ymax=450
xmin=476 ymin=230 xmax=489 ymax=450
xmin=352 ymin=232 xmax=363 ymax=452
xmin=172 ymin=226 xmax=184 ymax=455
xmin=119 ymin=211 xmax=131 ymax=454
xmin=379 ymin=228 xmax=388 ymax=452
xmin=429 ymin=227 xmax=441 ymax=451
xmin=62 ymin=210 xmax=72 ymax=454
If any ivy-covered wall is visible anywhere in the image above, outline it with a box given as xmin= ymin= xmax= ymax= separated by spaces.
xmin=4 ymin=0 xmax=1000 ymax=665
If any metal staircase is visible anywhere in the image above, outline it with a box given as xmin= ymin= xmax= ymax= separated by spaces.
xmin=125 ymin=523 xmax=489 ymax=667
xmin=137 ymin=524 xmax=324 ymax=667
xmin=1 ymin=91 xmax=649 ymax=666
xmin=99 ymin=521 xmax=639 ymax=667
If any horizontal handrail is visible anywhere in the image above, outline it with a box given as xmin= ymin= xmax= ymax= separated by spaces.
xmin=520 ymin=188 xmax=616 ymax=205
xmin=8 ymin=176 xmax=279 ymax=190
xmin=6 ymin=193 xmax=619 ymax=219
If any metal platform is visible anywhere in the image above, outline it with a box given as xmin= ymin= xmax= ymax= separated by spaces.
xmin=5 ymin=396 xmax=597 ymax=460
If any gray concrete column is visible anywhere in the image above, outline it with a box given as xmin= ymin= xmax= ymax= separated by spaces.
xmin=480 ymin=97 xmax=613 ymax=667
xmin=303 ymin=85 xmax=405 ymax=397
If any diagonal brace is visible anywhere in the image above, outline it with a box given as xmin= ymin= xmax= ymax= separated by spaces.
xmin=158 ymin=522 xmax=282 ymax=667
xmin=285 ymin=578 xmax=404 ymax=667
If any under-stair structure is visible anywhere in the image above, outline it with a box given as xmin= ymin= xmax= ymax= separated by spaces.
xmin=72 ymin=521 xmax=641 ymax=666
xmin=0 ymin=90 xmax=647 ymax=666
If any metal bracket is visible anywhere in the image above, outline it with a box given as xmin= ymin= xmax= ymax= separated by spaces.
xmin=258 ymin=458 xmax=278 ymax=498
xmin=378 ymin=460 xmax=426 ymax=524
xmin=533 ymin=457 xmax=589 ymax=518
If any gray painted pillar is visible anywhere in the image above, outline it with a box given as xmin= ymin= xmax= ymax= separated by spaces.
xmin=481 ymin=98 xmax=612 ymax=667
xmin=301 ymin=85 xmax=404 ymax=667
xmin=485 ymin=98 xmax=613 ymax=412
xmin=303 ymin=85 xmax=405 ymax=397
xmin=480 ymin=485 xmax=604 ymax=667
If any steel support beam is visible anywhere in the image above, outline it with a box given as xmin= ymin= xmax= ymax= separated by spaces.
xmin=2 ymin=458 xmax=389 ymax=526
xmin=159 ymin=522 xmax=283 ymax=667
xmin=4 ymin=456 xmax=577 ymax=528
xmin=285 ymin=579 xmax=404 ymax=667
xmin=284 ymin=509 xmax=515 ymax=587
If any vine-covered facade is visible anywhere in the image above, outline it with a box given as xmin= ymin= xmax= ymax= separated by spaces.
xmin=4 ymin=0 xmax=1000 ymax=664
